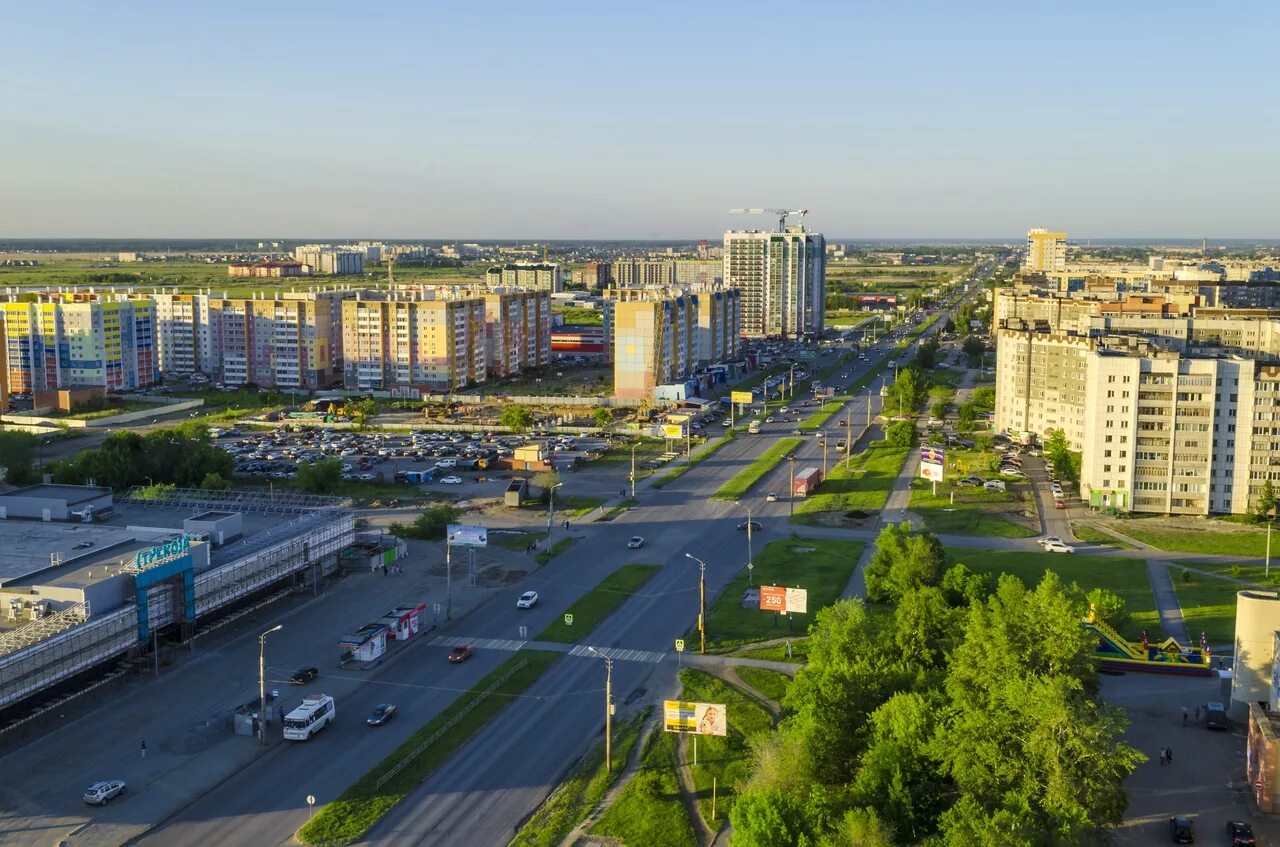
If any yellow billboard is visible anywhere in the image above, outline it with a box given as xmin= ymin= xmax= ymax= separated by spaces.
xmin=663 ymin=700 xmax=727 ymax=736
xmin=731 ymin=391 xmax=754 ymax=405
xmin=662 ymin=424 xmax=686 ymax=439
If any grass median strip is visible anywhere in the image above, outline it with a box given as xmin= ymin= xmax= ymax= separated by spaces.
xmin=652 ymin=430 xmax=735 ymax=489
xmin=712 ymin=437 xmax=803 ymax=500
xmin=792 ymin=440 xmax=909 ymax=522
xmin=535 ymin=536 xmax=575 ymax=566
xmin=297 ymin=650 xmax=560 ymax=846
xmin=536 ymin=564 xmax=660 ymax=643
xmin=509 ymin=707 xmax=652 ymax=847
xmin=589 ymin=729 xmax=697 ymax=847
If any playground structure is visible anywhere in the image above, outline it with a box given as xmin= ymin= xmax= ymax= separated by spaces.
xmin=1083 ymin=606 xmax=1214 ymax=677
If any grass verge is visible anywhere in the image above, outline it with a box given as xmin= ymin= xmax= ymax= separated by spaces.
xmin=535 ymin=536 xmax=575 ymax=566
xmin=490 ymin=530 xmax=547 ymax=552
xmin=1071 ymin=523 xmax=1136 ymax=549
xmin=734 ymin=667 xmax=793 ymax=704
xmin=701 ymin=537 xmax=863 ymax=651
xmin=590 ymin=726 xmax=698 ymax=847
xmin=1169 ymin=569 xmax=1243 ymax=646
xmin=297 ymin=650 xmax=560 ymax=846
xmin=509 ymin=707 xmax=652 ymax=847
xmin=1099 ymin=523 xmax=1269 ymax=558
xmin=536 ymin=564 xmax=660 ymax=643
xmin=652 ymin=430 xmax=735 ymax=489
xmin=732 ymin=638 xmax=810 ymax=664
xmin=677 ymin=668 xmax=775 ymax=827
xmin=712 ymin=437 xmax=803 ymax=501
xmin=792 ymin=440 xmax=909 ymax=522
xmin=599 ymin=499 xmax=638 ymax=520
xmin=797 ymin=398 xmax=846 ymax=431
xmin=907 ymin=478 xmax=1037 ymax=538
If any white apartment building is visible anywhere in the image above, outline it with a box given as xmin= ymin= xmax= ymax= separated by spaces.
xmin=723 ymin=227 xmax=825 ymax=338
xmin=1024 ymin=228 xmax=1067 ymax=272
xmin=484 ymin=263 xmax=562 ymax=292
xmin=293 ymin=245 xmax=364 ymax=275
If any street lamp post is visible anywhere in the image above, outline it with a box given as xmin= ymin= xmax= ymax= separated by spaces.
xmin=258 ymin=624 xmax=283 ymax=745
xmin=787 ymin=455 xmax=797 ymax=518
xmin=735 ymin=502 xmax=754 ymax=585
xmin=788 ymin=363 xmax=798 ymax=401
xmin=685 ymin=553 xmax=707 ymax=655
xmin=630 ymin=442 xmax=639 ymax=499
xmin=587 ymin=646 xmax=614 ymax=773
xmin=547 ymin=481 xmax=563 ymax=534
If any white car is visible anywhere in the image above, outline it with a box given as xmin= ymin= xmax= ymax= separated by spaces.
xmin=1037 ymin=536 xmax=1064 ymax=548
xmin=627 ymin=536 xmax=645 ymax=549
xmin=436 ymin=459 xmax=457 ymax=469
xmin=84 ymin=780 xmax=126 ymax=805
xmin=439 ymin=475 xmax=463 ymax=485
xmin=766 ymin=492 xmax=778 ymax=502
xmin=983 ymin=479 xmax=1006 ymax=492
xmin=517 ymin=590 xmax=539 ymax=609
xmin=1042 ymin=541 xmax=1074 ymax=554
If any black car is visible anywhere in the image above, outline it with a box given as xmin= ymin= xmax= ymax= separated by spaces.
xmin=737 ymin=521 xmax=762 ymax=532
xmin=1228 ymin=820 xmax=1256 ymax=846
xmin=1169 ymin=815 xmax=1194 ymax=843
xmin=290 ymin=666 xmax=319 ymax=685
xmin=366 ymin=703 xmax=397 ymax=726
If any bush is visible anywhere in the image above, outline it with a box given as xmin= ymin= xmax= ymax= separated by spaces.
xmin=885 ymin=420 xmax=915 ymax=448
xmin=1086 ymin=587 xmax=1130 ymax=634
xmin=296 ymin=457 xmax=343 ymax=494
xmin=390 ymin=503 xmax=460 ymax=541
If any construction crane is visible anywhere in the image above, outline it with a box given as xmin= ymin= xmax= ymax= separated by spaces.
xmin=729 ymin=208 xmax=809 ymax=232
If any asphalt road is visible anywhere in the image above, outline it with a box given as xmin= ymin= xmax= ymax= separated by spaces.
xmin=134 ymin=268 xmax=998 ymax=846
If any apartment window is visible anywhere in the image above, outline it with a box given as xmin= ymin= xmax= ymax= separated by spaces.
xmin=1106 ymin=435 xmax=1113 ymax=443
xmin=1104 ymin=450 xmax=1112 ymax=458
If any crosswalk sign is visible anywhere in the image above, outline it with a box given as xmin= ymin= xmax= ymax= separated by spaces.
xmin=564 ymin=614 xmax=573 ymax=626
xmin=675 ymin=639 xmax=685 ymax=652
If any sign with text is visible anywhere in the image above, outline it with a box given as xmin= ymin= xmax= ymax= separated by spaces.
xmin=919 ymin=444 xmax=946 ymax=482
xmin=134 ymin=535 xmax=191 ymax=569
xmin=731 ymin=391 xmax=754 ymax=405
xmin=759 ymin=585 xmax=808 ymax=614
xmin=662 ymin=424 xmax=687 ymax=439
xmin=663 ymin=700 xmax=727 ymax=736
xmin=446 ymin=525 xmax=488 ymax=548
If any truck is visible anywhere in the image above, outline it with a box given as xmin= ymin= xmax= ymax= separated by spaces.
xmin=748 ymin=420 xmax=762 ymax=435
xmin=793 ymin=467 xmax=822 ymax=497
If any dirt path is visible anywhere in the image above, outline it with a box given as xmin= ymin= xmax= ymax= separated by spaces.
xmin=561 ymin=716 xmax=659 ymax=847
xmin=676 ymin=734 xmax=719 ymax=847
xmin=717 ymin=665 xmax=783 ymax=718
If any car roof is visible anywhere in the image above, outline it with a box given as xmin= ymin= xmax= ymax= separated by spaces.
xmin=521 ymin=590 xmax=537 ymax=597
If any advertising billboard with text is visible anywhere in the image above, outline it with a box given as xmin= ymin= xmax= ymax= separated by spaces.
xmin=446 ymin=525 xmax=488 ymax=548
xmin=731 ymin=391 xmax=754 ymax=405
xmin=662 ymin=424 xmax=686 ymax=439
xmin=663 ymin=700 xmax=728 ymax=736
xmin=759 ymin=585 xmax=808 ymax=614
xmin=920 ymin=444 xmax=945 ymax=482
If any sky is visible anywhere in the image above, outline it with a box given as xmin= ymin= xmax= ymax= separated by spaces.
xmin=2 ymin=0 xmax=1278 ymax=240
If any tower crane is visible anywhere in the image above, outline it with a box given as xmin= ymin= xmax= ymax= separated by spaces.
xmin=729 ymin=208 xmax=809 ymax=232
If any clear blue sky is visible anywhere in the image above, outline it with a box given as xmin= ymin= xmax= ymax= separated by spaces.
xmin=3 ymin=0 xmax=1277 ymax=240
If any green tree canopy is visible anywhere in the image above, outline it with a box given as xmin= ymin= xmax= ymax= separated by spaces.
xmin=501 ymin=404 xmax=535 ymax=433
xmin=296 ymin=458 xmax=344 ymax=494
xmin=52 ymin=427 xmax=232 ymax=491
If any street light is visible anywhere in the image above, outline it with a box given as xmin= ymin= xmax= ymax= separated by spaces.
xmin=258 ymin=623 xmax=283 ymax=745
xmin=787 ymin=455 xmax=797 ymax=518
xmin=685 ymin=553 xmax=707 ymax=655
xmin=629 ymin=442 xmax=639 ymax=499
xmin=586 ymin=646 xmax=614 ymax=774
xmin=547 ymin=481 xmax=564 ymax=534
xmin=734 ymin=501 xmax=754 ymax=585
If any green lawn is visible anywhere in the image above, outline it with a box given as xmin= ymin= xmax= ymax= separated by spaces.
xmin=1071 ymin=523 xmax=1136 ymax=549
xmin=536 ymin=564 xmax=660 ymax=643
xmin=298 ymin=650 xmax=560 ymax=846
xmin=702 ymin=537 xmax=863 ymax=651
xmin=521 ymin=494 xmax=606 ymax=519
xmin=509 ymin=707 xmax=651 ymax=847
xmin=825 ymin=311 xmax=874 ymax=326
xmin=792 ymin=440 xmax=909 ymax=521
xmin=734 ymin=667 xmax=792 ymax=704
xmin=907 ymin=478 xmax=1038 ymax=538
xmin=592 ymin=438 xmax=667 ymax=474
xmin=489 ymin=530 xmax=547 ymax=552
xmin=947 ymin=548 xmax=1157 ymax=641
xmin=1102 ymin=523 xmax=1269 ymax=558
xmin=732 ymin=638 xmax=810 ymax=664
xmin=797 ymin=398 xmax=847 ymax=431
xmin=590 ymin=730 xmax=697 ymax=847
xmin=1169 ymin=569 xmax=1244 ymax=646
xmin=677 ymin=669 xmax=775 ymax=827
xmin=712 ymin=437 xmax=803 ymax=501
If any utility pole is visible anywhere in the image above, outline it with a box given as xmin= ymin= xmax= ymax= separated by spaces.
xmin=547 ymin=481 xmax=563 ymax=534
xmin=629 ymin=442 xmax=638 ymax=499
xmin=587 ymin=647 xmax=614 ymax=774
xmin=1268 ymin=520 xmax=1273 ymax=578
xmin=445 ymin=535 xmax=453 ymax=620
xmin=788 ymin=455 xmax=797 ymax=518
xmin=735 ymin=502 xmax=754 ymax=585
xmin=258 ymin=624 xmax=283 ymax=745
xmin=685 ymin=553 xmax=707 ymax=654
xmin=822 ymin=436 xmax=828 ymax=480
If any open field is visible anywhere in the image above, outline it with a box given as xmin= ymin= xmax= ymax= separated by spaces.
xmin=1095 ymin=519 xmax=1270 ymax=558
xmin=733 ymin=638 xmax=810 ymax=664
xmin=1170 ymin=569 xmax=1243 ymax=646
xmin=734 ymin=666 xmax=792 ymax=703
xmin=701 ymin=537 xmax=863 ymax=651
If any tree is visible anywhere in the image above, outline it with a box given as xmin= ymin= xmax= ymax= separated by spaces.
xmin=0 ymin=431 xmax=39 ymax=485
xmin=532 ymin=469 xmax=562 ymax=505
xmin=852 ymin=691 xmax=949 ymax=841
xmin=352 ymin=398 xmax=379 ymax=430
xmin=1258 ymin=479 xmax=1278 ymax=519
xmin=388 ymin=503 xmax=459 ymax=540
xmin=916 ymin=339 xmax=940 ymax=370
xmin=884 ymin=420 xmax=915 ymax=448
xmin=592 ymin=406 xmax=613 ymax=431
xmin=730 ymin=790 xmax=816 ymax=847
xmin=52 ymin=428 xmax=233 ymax=491
xmin=200 ymin=471 xmax=231 ymax=491
xmin=1044 ymin=428 xmax=1081 ymax=486
xmin=962 ymin=337 xmax=985 ymax=367
xmin=956 ymin=403 xmax=977 ymax=432
xmin=1086 ymin=587 xmax=1130 ymax=634
xmin=820 ymin=807 xmax=896 ymax=847
xmin=296 ymin=458 xmax=344 ymax=494
xmin=501 ymin=404 xmax=534 ymax=433
xmin=941 ymin=563 xmax=989 ymax=607
xmin=864 ymin=523 xmax=945 ymax=604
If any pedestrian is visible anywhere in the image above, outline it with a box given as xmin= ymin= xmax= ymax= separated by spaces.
xmin=1195 ymin=704 xmax=1202 ymax=721
xmin=1181 ymin=706 xmax=1188 ymax=726
xmin=278 ymin=704 xmax=284 ymax=723
xmin=1167 ymin=747 xmax=1173 ymax=764
xmin=381 ymin=563 xmax=388 ymax=576
xmin=140 ymin=740 xmax=147 ymax=759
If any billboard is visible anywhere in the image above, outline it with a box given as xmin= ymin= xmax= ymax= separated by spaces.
xmin=920 ymin=444 xmax=945 ymax=482
xmin=731 ymin=391 xmax=754 ymax=405
xmin=446 ymin=524 xmax=488 ymax=548
xmin=663 ymin=700 xmax=728 ymax=736
xmin=759 ymin=585 xmax=808 ymax=614
xmin=662 ymin=424 xmax=687 ymax=439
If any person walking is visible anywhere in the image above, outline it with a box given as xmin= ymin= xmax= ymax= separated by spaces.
xmin=1167 ymin=747 xmax=1173 ymax=764
xmin=1181 ymin=706 xmax=1189 ymax=726
xmin=1195 ymin=704 xmax=1202 ymax=721
xmin=140 ymin=740 xmax=147 ymax=759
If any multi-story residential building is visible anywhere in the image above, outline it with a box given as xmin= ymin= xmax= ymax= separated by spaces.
xmin=150 ymin=293 xmax=212 ymax=376
xmin=482 ymin=289 xmax=551 ymax=377
xmin=609 ymin=290 xmax=698 ymax=400
xmin=293 ymin=245 xmax=364 ymax=275
xmin=723 ymin=226 xmax=825 ymax=338
xmin=341 ymin=293 xmax=487 ymax=393
xmin=614 ymin=260 xmax=676 ymax=289
xmin=484 ymin=263 xmax=562 ymax=292
xmin=694 ymin=289 xmax=740 ymax=367
xmin=228 ymin=262 xmax=308 ymax=278
xmin=577 ymin=261 xmax=613 ymax=289
xmin=1024 ymin=228 xmax=1068 ymax=272
xmin=0 ymin=296 xmax=156 ymax=393
xmin=674 ymin=259 xmax=723 ymax=288
xmin=206 ymin=292 xmax=348 ymax=389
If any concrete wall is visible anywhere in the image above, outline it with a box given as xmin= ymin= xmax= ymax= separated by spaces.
xmin=1231 ymin=590 xmax=1280 ymax=717
xmin=0 ymin=398 xmax=203 ymax=430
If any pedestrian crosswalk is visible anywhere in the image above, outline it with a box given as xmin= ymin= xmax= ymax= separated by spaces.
xmin=567 ymin=644 xmax=666 ymax=664
xmin=430 ymin=635 xmax=527 ymax=652
xmin=428 ymin=634 xmax=668 ymax=664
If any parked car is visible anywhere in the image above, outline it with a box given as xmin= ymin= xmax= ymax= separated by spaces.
xmin=984 ymin=479 xmax=1006 ymax=492
xmin=627 ymin=536 xmax=645 ymax=549
xmin=1169 ymin=815 xmax=1195 ymax=843
xmin=83 ymin=780 xmax=126 ymax=805
xmin=290 ymin=666 xmax=319 ymax=685
xmin=1206 ymin=702 xmax=1229 ymax=730
xmin=448 ymin=645 xmax=474 ymax=663
xmin=366 ymin=703 xmax=397 ymax=726
xmin=957 ymin=476 xmax=985 ymax=487
xmin=1054 ymin=499 xmax=1066 ymax=509
xmin=439 ymin=475 xmax=464 ymax=485
xmin=517 ymin=591 xmax=539 ymax=609
xmin=1038 ymin=536 xmax=1064 ymax=548
xmin=1227 ymin=820 xmax=1256 ymax=846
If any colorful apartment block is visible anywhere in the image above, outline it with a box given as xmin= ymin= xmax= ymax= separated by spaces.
xmin=0 ymin=297 xmax=155 ymax=393
xmin=341 ymin=294 xmax=487 ymax=393
xmin=610 ymin=291 xmax=698 ymax=400
xmin=482 ymin=289 xmax=551 ymax=377
xmin=206 ymin=292 xmax=348 ymax=390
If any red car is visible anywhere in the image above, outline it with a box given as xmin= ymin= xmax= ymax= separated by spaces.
xmin=448 ymin=645 xmax=474 ymax=663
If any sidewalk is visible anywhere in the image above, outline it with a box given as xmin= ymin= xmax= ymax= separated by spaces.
xmin=1146 ymin=559 xmax=1191 ymax=646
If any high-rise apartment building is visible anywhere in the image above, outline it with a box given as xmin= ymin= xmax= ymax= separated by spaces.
xmin=610 ymin=291 xmax=698 ymax=400
xmin=341 ymin=294 xmax=487 ymax=392
xmin=482 ymin=289 xmax=552 ymax=377
xmin=695 ymin=289 xmax=741 ymax=367
xmin=484 ymin=263 xmax=562 ymax=292
xmin=150 ymin=293 xmax=212 ymax=376
xmin=0 ymin=296 xmax=156 ymax=392
xmin=614 ymin=260 xmax=676 ymax=289
xmin=577 ymin=261 xmax=613 ymax=289
xmin=293 ymin=245 xmax=364 ymax=275
xmin=1024 ymin=228 xmax=1068 ymax=272
xmin=206 ymin=292 xmax=349 ymax=389
xmin=723 ymin=227 xmax=825 ymax=338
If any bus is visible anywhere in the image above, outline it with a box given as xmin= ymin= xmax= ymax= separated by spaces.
xmin=283 ymin=693 xmax=335 ymax=740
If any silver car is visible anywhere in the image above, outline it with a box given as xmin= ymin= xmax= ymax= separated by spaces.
xmin=84 ymin=780 xmax=126 ymax=805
